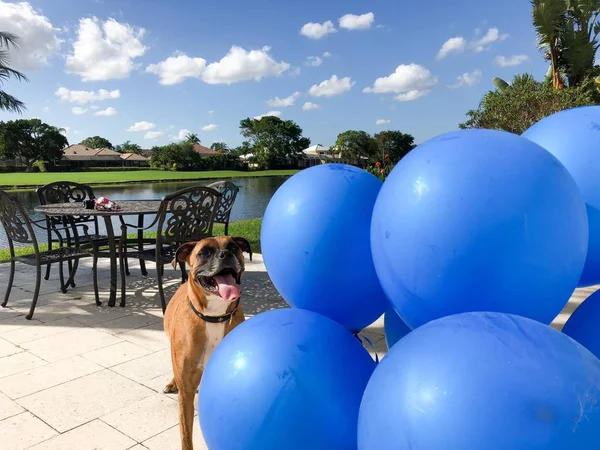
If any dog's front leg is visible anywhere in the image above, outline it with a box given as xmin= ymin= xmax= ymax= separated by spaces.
xmin=177 ymin=368 xmax=202 ymax=450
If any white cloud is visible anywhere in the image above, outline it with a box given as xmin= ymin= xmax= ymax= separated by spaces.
xmin=302 ymin=102 xmax=321 ymax=111
xmin=449 ymin=69 xmax=482 ymax=88
xmin=305 ymin=52 xmax=331 ymax=67
xmin=254 ymin=111 xmax=281 ymax=120
xmin=338 ymin=12 xmax=375 ymax=30
xmin=437 ymin=37 xmax=466 ymax=60
xmin=202 ymin=124 xmax=218 ymax=132
xmin=202 ymin=46 xmax=290 ymax=84
xmin=65 ymin=17 xmax=147 ymax=81
xmin=71 ymin=107 xmax=87 ymax=115
xmin=127 ymin=121 xmax=155 ymax=132
xmin=376 ymin=119 xmax=391 ymax=125
xmin=94 ymin=106 xmax=117 ymax=116
xmin=470 ymin=27 xmax=509 ymax=52
xmin=267 ymin=91 xmax=300 ymax=107
xmin=145 ymin=52 xmax=206 ymax=85
xmin=55 ymin=87 xmax=120 ymax=105
xmin=300 ymin=20 xmax=337 ymax=39
xmin=495 ymin=54 xmax=529 ymax=67
xmin=173 ymin=128 xmax=191 ymax=141
xmin=42 ymin=106 xmax=50 ymax=113
xmin=364 ymin=63 xmax=438 ymax=101
xmin=144 ymin=131 xmax=164 ymax=140
xmin=308 ymin=75 xmax=354 ymax=97
xmin=0 ymin=1 xmax=62 ymax=71
xmin=208 ymin=110 xmax=214 ymax=115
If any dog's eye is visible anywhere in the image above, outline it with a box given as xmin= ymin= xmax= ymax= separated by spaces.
xmin=200 ymin=248 xmax=213 ymax=258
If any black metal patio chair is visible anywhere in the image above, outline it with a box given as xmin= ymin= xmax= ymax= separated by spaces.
xmin=118 ymin=185 xmax=222 ymax=312
xmin=208 ymin=180 xmax=239 ymax=235
xmin=0 ymin=189 xmax=98 ymax=320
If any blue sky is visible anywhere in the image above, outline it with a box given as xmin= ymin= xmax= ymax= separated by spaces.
xmin=0 ymin=0 xmax=546 ymax=149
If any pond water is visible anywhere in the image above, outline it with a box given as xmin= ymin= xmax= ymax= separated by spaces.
xmin=0 ymin=176 xmax=289 ymax=248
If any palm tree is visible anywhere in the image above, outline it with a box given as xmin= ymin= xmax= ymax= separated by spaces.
xmin=185 ymin=132 xmax=200 ymax=144
xmin=0 ymin=31 xmax=28 ymax=113
xmin=210 ymin=142 xmax=229 ymax=153
xmin=532 ymin=0 xmax=567 ymax=89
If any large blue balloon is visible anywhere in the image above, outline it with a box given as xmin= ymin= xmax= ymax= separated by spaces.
xmin=199 ymin=308 xmax=377 ymax=450
xmin=261 ymin=164 xmax=389 ymax=332
xmin=523 ymin=106 xmax=600 ymax=287
xmin=562 ymin=288 xmax=600 ymax=359
xmin=383 ymin=309 xmax=411 ymax=349
xmin=358 ymin=311 xmax=600 ymax=449
xmin=371 ymin=129 xmax=588 ymax=329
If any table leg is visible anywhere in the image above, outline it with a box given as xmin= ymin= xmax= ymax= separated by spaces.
xmin=138 ymin=214 xmax=148 ymax=276
xmin=103 ymin=216 xmax=118 ymax=307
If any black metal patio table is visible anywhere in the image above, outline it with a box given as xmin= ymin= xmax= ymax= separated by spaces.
xmin=34 ymin=200 xmax=164 ymax=307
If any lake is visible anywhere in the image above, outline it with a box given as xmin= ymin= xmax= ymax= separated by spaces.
xmin=0 ymin=176 xmax=289 ymax=248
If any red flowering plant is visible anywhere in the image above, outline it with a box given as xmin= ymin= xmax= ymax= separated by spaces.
xmin=367 ymin=153 xmax=393 ymax=181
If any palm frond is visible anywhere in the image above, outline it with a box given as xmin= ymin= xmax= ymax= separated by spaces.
xmin=0 ymin=31 xmax=23 ymax=49
xmin=0 ymin=90 xmax=26 ymax=114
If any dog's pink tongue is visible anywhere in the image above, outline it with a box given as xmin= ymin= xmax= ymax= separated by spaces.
xmin=214 ymin=274 xmax=241 ymax=302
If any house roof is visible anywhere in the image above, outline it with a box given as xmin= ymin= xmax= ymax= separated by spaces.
xmin=120 ymin=152 xmax=150 ymax=161
xmin=192 ymin=143 xmax=221 ymax=156
xmin=62 ymin=145 xmax=122 ymax=160
xmin=303 ymin=144 xmax=329 ymax=155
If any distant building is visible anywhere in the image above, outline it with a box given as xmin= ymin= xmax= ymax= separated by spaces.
xmin=119 ymin=152 xmax=150 ymax=167
xmin=299 ymin=144 xmax=349 ymax=167
xmin=192 ymin=143 xmax=221 ymax=157
xmin=61 ymin=145 xmax=149 ymax=168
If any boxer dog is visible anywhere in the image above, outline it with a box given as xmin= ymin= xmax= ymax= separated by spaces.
xmin=163 ymin=236 xmax=252 ymax=450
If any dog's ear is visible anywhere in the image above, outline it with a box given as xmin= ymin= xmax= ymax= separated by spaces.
xmin=232 ymin=237 xmax=252 ymax=262
xmin=171 ymin=241 xmax=197 ymax=270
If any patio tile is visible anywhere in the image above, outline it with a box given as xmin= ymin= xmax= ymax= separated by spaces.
xmin=1 ymin=317 xmax=88 ymax=345
xmin=91 ymin=311 xmax=163 ymax=335
xmin=0 ymin=351 xmax=46 ymax=379
xmin=0 ymin=355 xmax=102 ymax=400
xmin=111 ymin=349 xmax=172 ymax=392
xmin=28 ymin=419 xmax=136 ymax=450
xmin=101 ymin=393 xmax=179 ymax=442
xmin=9 ymin=300 xmax=88 ymax=323
xmin=118 ymin=321 xmax=168 ymax=352
xmin=0 ymin=392 xmax=24 ymax=420
xmin=0 ymin=314 xmax=43 ymax=334
xmin=82 ymin=340 xmax=152 ymax=368
xmin=0 ymin=336 xmax=23 ymax=358
xmin=22 ymin=326 xmax=124 ymax=362
xmin=17 ymin=369 xmax=155 ymax=433
xmin=0 ymin=411 xmax=58 ymax=450
xmin=143 ymin=418 xmax=208 ymax=450
xmin=0 ymin=308 xmax=23 ymax=321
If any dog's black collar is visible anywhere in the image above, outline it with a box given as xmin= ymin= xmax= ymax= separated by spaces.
xmin=189 ymin=299 xmax=239 ymax=324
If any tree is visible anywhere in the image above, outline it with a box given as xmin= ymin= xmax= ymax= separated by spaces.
xmin=115 ymin=140 xmax=143 ymax=154
xmin=0 ymin=31 xmax=28 ymax=113
xmin=373 ymin=131 xmax=416 ymax=164
xmin=150 ymin=141 xmax=200 ymax=170
xmin=460 ymin=73 xmax=596 ymax=134
xmin=333 ymin=130 xmax=379 ymax=165
xmin=185 ymin=132 xmax=200 ymax=144
xmin=0 ymin=118 xmax=67 ymax=170
xmin=239 ymin=116 xmax=310 ymax=169
xmin=80 ymin=136 xmax=113 ymax=149
xmin=211 ymin=142 xmax=229 ymax=153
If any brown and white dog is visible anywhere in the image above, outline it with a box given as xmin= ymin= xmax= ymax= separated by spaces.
xmin=163 ymin=236 xmax=252 ymax=450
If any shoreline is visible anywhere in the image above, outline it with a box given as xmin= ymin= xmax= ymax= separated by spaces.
xmin=0 ymin=170 xmax=298 ymax=192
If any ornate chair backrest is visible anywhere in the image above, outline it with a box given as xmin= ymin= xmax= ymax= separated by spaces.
xmin=0 ymin=189 xmax=38 ymax=250
xmin=207 ymin=181 xmax=239 ymax=226
xmin=156 ymin=186 xmax=222 ymax=248
xmin=37 ymin=181 xmax=99 ymax=231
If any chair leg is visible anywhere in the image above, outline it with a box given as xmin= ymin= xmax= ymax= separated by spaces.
xmin=179 ymin=261 xmax=187 ymax=283
xmin=119 ymin=242 xmax=128 ymax=308
xmin=67 ymin=259 xmax=74 ymax=287
xmin=58 ymin=261 xmax=68 ymax=294
xmin=92 ymin=254 xmax=101 ymax=306
xmin=224 ymin=222 xmax=229 ymax=236
xmin=157 ymin=263 xmax=167 ymax=313
xmin=44 ymin=238 xmax=52 ymax=280
xmin=68 ymin=258 xmax=79 ymax=288
xmin=1 ymin=259 xmax=15 ymax=307
xmin=26 ymin=264 xmax=42 ymax=320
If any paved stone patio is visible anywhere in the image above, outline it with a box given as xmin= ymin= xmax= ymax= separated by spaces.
xmin=0 ymin=254 xmax=594 ymax=449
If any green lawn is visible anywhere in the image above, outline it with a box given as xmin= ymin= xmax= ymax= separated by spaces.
xmin=0 ymin=218 xmax=262 ymax=264
xmin=0 ymin=170 xmax=298 ymax=190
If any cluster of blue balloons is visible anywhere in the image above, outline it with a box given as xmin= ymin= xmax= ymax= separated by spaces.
xmin=198 ymin=107 xmax=600 ymax=449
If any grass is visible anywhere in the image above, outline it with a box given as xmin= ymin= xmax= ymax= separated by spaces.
xmin=0 ymin=170 xmax=298 ymax=190
xmin=0 ymin=218 xmax=262 ymax=264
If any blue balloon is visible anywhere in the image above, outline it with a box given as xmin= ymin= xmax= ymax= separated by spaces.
xmin=371 ymin=129 xmax=588 ymax=329
xmin=383 ymin=309 xmax=411 ymax=349
xmin=523 ymin=106 xmax=600 ymax=287
xmin=261 ymin=164 xmax=389 ymax=332
xmin=199 ymin=308 xmax=376 ymax=450
xmin=562 ymin=288 xmax=600 ymax=359
xmin=358 ymin=312 xmax=600 ymax=450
